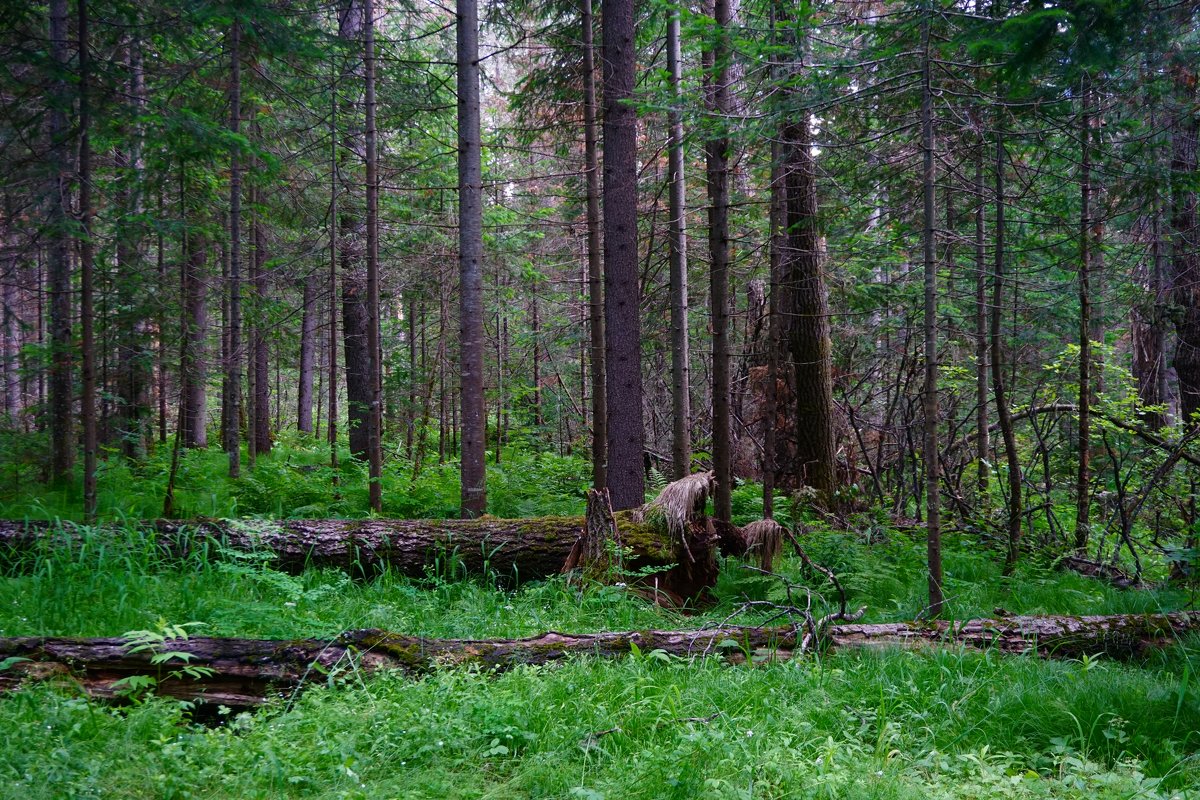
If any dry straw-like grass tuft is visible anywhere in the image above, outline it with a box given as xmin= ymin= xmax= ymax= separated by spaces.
xmin=740 ymin=519 xmax=786 ymax=573
xmin=636 ymin=472 xmax=715 ymax=541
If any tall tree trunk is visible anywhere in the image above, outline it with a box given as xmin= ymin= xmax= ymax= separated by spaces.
xmin=601 ymin=0 xmax=644 ymax=510
xmin=457 ymin=0 xmax=487 ymax=517
xmin=251 ymin=201 xmax=271 ymax=456
xmin=47 ymin=0 xmax=73 ymax=481
xmin=667 ymin=6 xmax=691 ymax=481
xmin=328 ymin=80 xmax=341 ymax=490
xmin=974 ymin=135 xmax=989 ymax=508
xmin=1074 ymin=85 xmax=1093 ymax=555
xmin=705 ymin=0 xmax=732 ymax=520
xmin=115 ymin=33 xmax=151 ymax=460
xmin=79 ymin=0 xmax=96 ymax=519
xmin=920 ymin=15 xmax=943 ymax=616
xmin=339 ymin=0 xmax=370 ymax=461
xmin=227 ymin=18 xmax=243 ymax=476
xmin=780 ymin=27 xmax=835 ymax=505
xmin=1171 ymin=58 xmax=1200 ymax=425
xmin=581 ymin=0 xmax=606 ymax=490
xmin=364 ymin=0 xmax=382 ymax=511
xmin=993 ymin=132 xmax=1022 ymax=574
xmin=297 ymin=273 xmax=318 ymax=433
xmin=181 ymin=227 xmax=208 ymax=450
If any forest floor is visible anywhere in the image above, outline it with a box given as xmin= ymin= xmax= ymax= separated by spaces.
xmin=0 ymin=441 xmax=1197 ymax=798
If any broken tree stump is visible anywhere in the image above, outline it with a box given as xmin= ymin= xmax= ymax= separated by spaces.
xmin=2 ymin=612 xmax=1195 ymax=707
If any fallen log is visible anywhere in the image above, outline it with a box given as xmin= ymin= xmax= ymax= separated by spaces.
xmin=2 ymin=612 xmax=1195 ymax=707
xmin=0 ymin=475 xmax=729 ymax=602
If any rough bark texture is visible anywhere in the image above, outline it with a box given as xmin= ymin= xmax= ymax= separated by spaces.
xmin=47 ymin=0 xmax=73 ymax=480
xmin=1170 ymin=59 xmax=1200 ymax=424
xmin=0 ymin=513 xmax=690 ymax=586
xmin=581 ymin=0 xmax=606 ymax=491
xmin=705 ymin=0 xmax=732 ymax=521
xmin=457 ymin=0 xmax=487 ymax=517
xmin=297 ymin=273 xmax=317 ymax=433
xmin=601 ymin=0 xmax=645 ymax=510
xmin=780 ymin=42 xmax=835 ymax=504
xmin=339 ymin=0 xmax=370 ymax=460
xmin=4 ymin=613 xmax=1194 ymax=707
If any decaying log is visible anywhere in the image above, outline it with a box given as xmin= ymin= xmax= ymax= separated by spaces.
xmin=0 ymin=475 xmax=725 ymax=602
xmin=1057 ymin=555 xmax=1141 ymax=588
xmin=2 ymin=612 xmax=1195 ymax=707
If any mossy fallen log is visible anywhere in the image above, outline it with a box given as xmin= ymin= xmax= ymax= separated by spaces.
xmin=2 ymin=612 xmax=1195 ymax=708
xmin=0 ymin=476 xmax=727 ymax=602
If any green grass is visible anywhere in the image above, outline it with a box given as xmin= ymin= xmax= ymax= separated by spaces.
xmin=0 ymin=441 xmax=1198 ymax=797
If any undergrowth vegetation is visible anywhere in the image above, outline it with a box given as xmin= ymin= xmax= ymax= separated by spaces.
xmin=0 ymin=441 xmax=1198 ymax=797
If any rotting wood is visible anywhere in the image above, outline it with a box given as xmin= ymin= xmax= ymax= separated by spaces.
xmin=2 ymin=612 xmax=1195 ymax=707
xmin=0 ymin=474 xmax=727 ymax=602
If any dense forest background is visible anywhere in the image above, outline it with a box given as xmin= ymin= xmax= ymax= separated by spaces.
xmin=1 ymin=0 xmax=1199 ymax=595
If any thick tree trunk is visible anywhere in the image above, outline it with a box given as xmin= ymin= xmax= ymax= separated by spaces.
xmin=1170 ymin=60 xmax=1200 ymax=425
xmin=457 ymin=0 xmax=487 ymax=517
xmin=601 ymin=0 xmax=645 ymax=510
xmin=4 ymin=613 xmax=1195 ymax=707
xmin=780 ymin=31 xmax=835 ymax=505
xmin=339 ymin=0 xmax=370 ymax=461
xmin=705 ymin=0 xmax=732 ymax=522
xmin=47 ymin=0 xmax=73 ymax=481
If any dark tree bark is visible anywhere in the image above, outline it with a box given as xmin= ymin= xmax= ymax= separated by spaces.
xmin=78 ymin=0 xmax=96 ymax=519
xmin=297 ymin=273 xmax=318 ymax=433
xmin=339 ymin=0 xmax=370 ymax=461
xmin=601 ymin=0 xmax=644 ymax=510
xmin=780 ymin=48 xmax=835 ymax=504
xmin=1074 ymin=85 xmax=1094 ymax=555
xmin=457 ymin=0 xmax=487 ymax=517
xmin=920 ymin=16 xmax=942 ymax=616
xmin=581 ymin=0 xmax=606 ymax=491
xmin=364 ymin=0 xmax=382 ymax=512
xmin=973 ymin=135 xmax=989 ymax=507
xmin=992 ymin=133 xmax=1022 ymax=574
xmin=226 ymin=18 xmax=243 ymax=476
xmin=705 ymin=0 xmax=732 ymax=521
xmin=181 ymin=230 xmax=208 ymax=450
xmin=252 ymin=187 xmax=271 ymax=456
xmin=667 ymin=6 xmax=691 ymax=482
xmin=47 ymin=0 xmax=73 ymax=480
xmin=1170 ymin=59 xmax=1200 ymax=425
xmin=4 ymin=613 xmax=1196 ymax=707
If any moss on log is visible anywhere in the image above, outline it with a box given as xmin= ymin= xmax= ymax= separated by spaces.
xmin=2 ymin=612 xmax=1195 ymax=708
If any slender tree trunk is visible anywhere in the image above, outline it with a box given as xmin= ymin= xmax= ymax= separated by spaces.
xmin=457 ymin=0 xmax=487 ymax=517
xmin=252 ymin=175 xmax=271 ymax=456
xmin=79 ymin=0 xmax=97 ymax=519
xmin=705 ymin=0 xmax=732 ymax=520
xmin=297 ymin=273 xmax=318 ymax=433
xmin=993 ymin=132 xmax=1022 ymax=574
xmin=581 ymin=0 xmax=606 ymax=490
xmin=601 ymin=0 xmax=644 ymax=510
xmin=1074 ymin=86 xmax=1093 ymax=555
xmin=667 ymin=7 xmax=691 ymax=481
xmin=974 ymin=135 xmax=989 ymax=508
xmin=227 ymin=18 xmax=243 ymax=476
xmin=364 ymin=0 xmax=382 ymax=511
xmin=47 ymin=0 xmax=73 ymax=481
xmin=764 ymin=136 xmax=784 ymax=519
xmin=328 ymin=81 xmax=341 ymax=490
xmin=920 ymin=15 xmax=943 ymax=616
xmin=181 ymin=230 xmax=208 ymax=450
